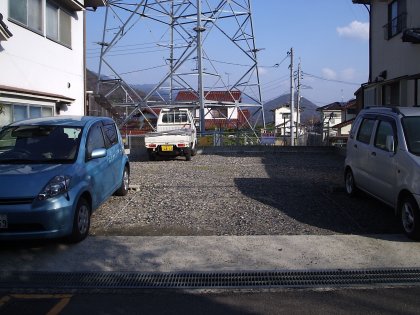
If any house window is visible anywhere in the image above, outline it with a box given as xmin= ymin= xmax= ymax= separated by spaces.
xmin=9 ymin=0 xmax=43 ymax=33
xmin=210 ymin=108 xmax=228 ymax=119
xmin=382 ymin=82 xmax=400 ymax=105
xmin=46 ymin=1 xmax=72 ymax=47
xmin=8 ymin=0 xmax=72 ymax=48
xmin=0 ymin=103 xmax=54 ymax=126
xmin=386 ymin=0 xmax=407 ymax=39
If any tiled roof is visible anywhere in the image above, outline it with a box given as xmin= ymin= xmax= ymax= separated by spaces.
xmin=344 ymin=99 xmax=357 ymax=109
xmin=316 ymin=102 xmax=344 ymax=111
xmin=175 ymin=90 xmax=242 ymax=103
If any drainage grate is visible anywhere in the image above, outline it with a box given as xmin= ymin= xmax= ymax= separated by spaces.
xmin=1 ymin=269 xmax=420 ymax=290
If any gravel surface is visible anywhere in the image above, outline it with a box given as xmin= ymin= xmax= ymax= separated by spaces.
xmin=90 ymin=151 xmax=401 ymax=236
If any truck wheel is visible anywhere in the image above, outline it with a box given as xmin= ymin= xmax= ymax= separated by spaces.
xmin=191 ymin=141 xmax=198 ymax=156
xmin=148 ymin=150 xmax=156 ymax=161
xmin=185 ymin=150 xmax=192 ymax=161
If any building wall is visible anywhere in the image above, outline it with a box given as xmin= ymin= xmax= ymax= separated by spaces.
xmin=370 ymin=0 xmax=420 ymax=80
xmin=0 ymin=1 xmax=85 ymax=116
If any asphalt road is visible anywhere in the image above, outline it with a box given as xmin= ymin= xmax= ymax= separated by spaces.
xmin=1 ymin=287 xmax=420 ymax=315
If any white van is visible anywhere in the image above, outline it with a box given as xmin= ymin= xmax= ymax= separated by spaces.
xmin=345 ymin=107 xmax=420 ymax=240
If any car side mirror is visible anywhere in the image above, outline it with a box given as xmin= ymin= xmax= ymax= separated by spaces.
xmin=386 ymin=135 xmax=395 ymax=152
xmin=90 ymin=148 xmax=107 ymax=159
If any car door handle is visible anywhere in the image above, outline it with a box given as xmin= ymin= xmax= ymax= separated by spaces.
xmin=371 ymin=152 xmax=376 ymax=156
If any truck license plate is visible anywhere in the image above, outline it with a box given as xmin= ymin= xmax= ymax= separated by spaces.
xmin=0 ymin=214 xmax=7 ymax=229
xmin=161 ymin=145 xmax=173 ymax=152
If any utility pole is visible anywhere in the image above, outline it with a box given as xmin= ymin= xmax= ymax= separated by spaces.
xmin=169 ymin=1 xmax=174 ymax=104
xmin=195 ymin=0 xmax=206 ymax=135
xmin=296 ymin=59 xmax=301 ymax=145
xmin=289 ymin=48 xmax=295 ymax=146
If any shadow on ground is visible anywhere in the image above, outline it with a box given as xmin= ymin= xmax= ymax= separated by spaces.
xmin=233 ymin=151 xmax=401 ymax=236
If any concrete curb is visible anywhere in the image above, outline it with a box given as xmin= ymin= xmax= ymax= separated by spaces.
xmin=1 ymin=234 xmax=419 ymax=273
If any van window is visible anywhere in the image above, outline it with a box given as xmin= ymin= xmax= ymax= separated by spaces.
xmin=356 ymin=118 xmax=375 ymax=144
xmin=374 ymin=120 xmax=394 ymax=150
xmin=402 ymin=116 xmax=420 ymax=155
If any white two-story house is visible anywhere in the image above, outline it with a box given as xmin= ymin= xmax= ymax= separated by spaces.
xmin=0 ymin=0 xmax=104 ymax=127
xmin=353 ymin=0 xmax=420 ymax=107
xmin=272 ymin=104 xmax=299 ymax=136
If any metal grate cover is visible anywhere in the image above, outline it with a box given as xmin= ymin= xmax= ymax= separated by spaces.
xmin=1 ymin=269 xmax=420 ymax=290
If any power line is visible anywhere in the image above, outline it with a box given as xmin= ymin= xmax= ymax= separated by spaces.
xmin=302 ymin=72 xmax=360 ymax=86
xmin=120 ymin=64 xmax=168 ymax=75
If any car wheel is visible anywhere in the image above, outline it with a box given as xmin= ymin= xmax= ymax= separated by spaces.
xmin=115 ymin=166 xmax=129 ymax=196
xmin=68 ymin=197 xmax=91 ymax=243
xmin=344 ymin=169 xmax=357 ymax=197
xmin=400 ymin=195 xmax=420 ymax=240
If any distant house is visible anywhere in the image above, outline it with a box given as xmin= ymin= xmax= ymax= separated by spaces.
xmin=0 ymin=0 xmax=105 ymax=127
xmin=175 ymin=90 xmax=250 ymax=129
xmin=353 ymin=0 xmax=420 ymax=107
xmin=317 ymin=100 xmax=361 ymax=146
xmin=316 ymin=102 xmax=344 ymax=141
xmin=272 ymin=103 xmax=303 ymax=136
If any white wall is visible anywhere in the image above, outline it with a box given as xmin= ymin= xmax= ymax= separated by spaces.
xmin=0 ymin=1 xmax=85 ymax=115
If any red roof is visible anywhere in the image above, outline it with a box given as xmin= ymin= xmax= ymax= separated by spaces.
xmin=175 ymin=90 xmax=242 ymax=103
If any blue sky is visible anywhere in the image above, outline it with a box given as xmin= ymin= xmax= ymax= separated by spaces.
xmin=86 ymin=0 xmax=369 ymax=106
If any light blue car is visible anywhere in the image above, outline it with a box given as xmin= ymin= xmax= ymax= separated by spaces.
xmin=0 ymin=116 xmax=130 ymax=242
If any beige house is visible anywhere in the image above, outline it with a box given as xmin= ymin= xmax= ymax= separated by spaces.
xmin=353 ymin=0 xmax=420 ymax=107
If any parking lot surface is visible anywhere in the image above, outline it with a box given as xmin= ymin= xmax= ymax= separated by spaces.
xmin=90 ymin=151 xmax=401 ymax=237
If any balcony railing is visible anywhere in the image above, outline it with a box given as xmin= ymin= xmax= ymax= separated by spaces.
xmin=383 ymin=13 xmax=407 ymax=40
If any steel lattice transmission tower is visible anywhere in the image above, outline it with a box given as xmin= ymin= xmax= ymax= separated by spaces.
xmin=96 ymin=0 xmax=265 ymax=134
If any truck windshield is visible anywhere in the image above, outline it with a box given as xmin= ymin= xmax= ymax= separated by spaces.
xmin=0 ymin=125 xmax=82 ymax=164
xmin=402 ymin=117 xmax=420 ymax=156
xmin=162 ymin=111 xmax=189 ymax=123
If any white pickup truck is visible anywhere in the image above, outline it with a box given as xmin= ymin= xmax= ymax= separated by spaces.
xmin=144 ymin=108 xmax=197 ymax=161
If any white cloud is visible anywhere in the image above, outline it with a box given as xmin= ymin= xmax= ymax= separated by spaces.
xmin=258 ymin=67 xmax=268 ymax=75
xmin=341 ymin=68 xmax=356 ymax=81
xmin=337 ymin=21 xmax=369 ymax=41
xmin=322 ymin=68 xmax=337 ymax=80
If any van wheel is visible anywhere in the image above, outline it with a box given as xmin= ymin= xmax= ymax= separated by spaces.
xmin=67 ymin=197 xmax=91 ymax=243
xmin=400 ymin=195 xmax=420 ymax=240
xmin=344 ymin=169 xmax=357 ymax=197
xmin=115 ymin=166 xmax=129 ymax=196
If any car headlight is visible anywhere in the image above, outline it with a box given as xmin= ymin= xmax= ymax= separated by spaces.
xmin=38 ymin=175 xmax=71 ymax=200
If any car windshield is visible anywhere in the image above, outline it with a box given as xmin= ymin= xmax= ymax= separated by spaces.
xmin=402 ymin=117 xmax=420 ymax=156
xmin=0 ymin=125 xmax=82 ymax=164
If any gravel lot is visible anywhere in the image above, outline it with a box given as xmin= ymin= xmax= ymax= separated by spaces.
xmin=90 ymin=150 xmax=401 ymax=236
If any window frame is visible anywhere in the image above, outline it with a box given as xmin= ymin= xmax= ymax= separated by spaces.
xmin=46 ymin=0 xmax=72 ymax=48
xmin=374 ymin=119 xmax=397 ymax=152
xmin=8 ymin=0 xmax=72 ymax=49
xmin=356 ymin=118 xmax=376 ymax=145
xmin=8 ymin=0 xmax=44 ymax=36
xmin=85 ymin=122 xmax=106 ymax=161
xmin=102 ymin=123 xmax=119 ymax=149
xmin=386 ymin=0 xmax=407 ymax=39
